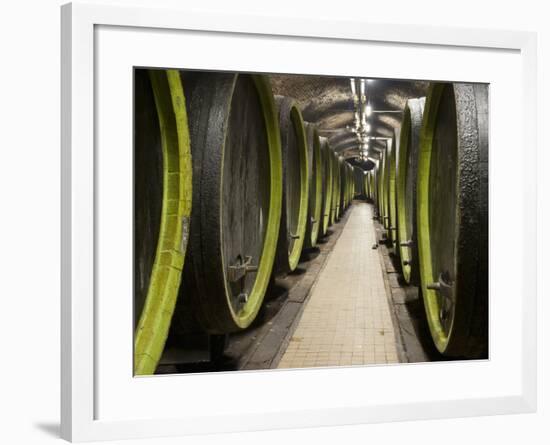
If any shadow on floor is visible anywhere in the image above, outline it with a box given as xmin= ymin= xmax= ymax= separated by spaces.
xmin=34 ymin=422 xmax=59 ymax=438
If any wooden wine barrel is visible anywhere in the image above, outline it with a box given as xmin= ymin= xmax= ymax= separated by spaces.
xmin=336 ymin=155 xmax=341 ymax=218
xmin=134 ymin=69 xmax=192 ymax=375
xmin=304 ymin=122 xmax=323 ymax=248
xmin=353 ymin=166 xmax=364 ymax=199
xmin=351 ymin=167 xmax=355 ymax=201
xmin=331 ymin=153 xmax=341 ymax=222
xmin=348 ymin=165 xmax=353 ymax=206
xmin=368 ymin=170 xmax=374 ymax=200
xmin=396 ymin=97 xmax=425 ymax=285
xmin=369 ymin=170 xmax=374 ymax=201
xmin=377 ymin=149 xmax=388 ymax=227
xmin=329 ymin=151 xmax=336 ymax=225
xmin=320 ymin=137 xmax=333 ymax=235
xmin=417 ymin=82 xmax=488 ymax=358
xmin=175 ymin=73 xmax=283 ymax=334
xmin=344 ymin=162 xmax=352 ymax=209
xmin=372 ymin=164 xmax=379 ymax=213
xmin=339 ymin=159 xmax=348 ymax=214
xmin=274 ymin=96 xmax=309 ymax=273
xmin=387 ymin=134 xmax=398 ymax=248
xmin=364 ymin=171 xmax=370 ymax=199
xmin=350 ymin=166 xmax=355 ymax=203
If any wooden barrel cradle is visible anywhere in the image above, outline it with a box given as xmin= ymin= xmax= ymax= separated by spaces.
xmin=387 ymin=134 xmax=399 ymax=248
xmin=134 ymin=69 xmax=192 ymax=375
xmin=417 ymin=82 xmax=488 ymax=358
xmin=304 ymin=122 xmax=323 ymax=248
xmin=320 ymin=137 xmax=333 ymax=235
xmin=174 ymin=73 xmax=283 ymax=334
xmin=274 ymin=96 xmax=309 ymax=273
xmin=396 ymin=97 xmax=425 ymax=285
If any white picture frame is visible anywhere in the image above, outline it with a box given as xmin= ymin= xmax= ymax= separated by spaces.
xmin=61 ymin=2 xmax=537 ymax=442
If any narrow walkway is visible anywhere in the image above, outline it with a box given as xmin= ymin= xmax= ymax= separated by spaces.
xmin=277 ymin=202 xmax=399 ymax=368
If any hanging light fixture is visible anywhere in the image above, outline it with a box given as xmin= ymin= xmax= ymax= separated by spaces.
xmin=350 ymin=78 xmax=358 ymax=104
xmin=359 ymin=78 xmax=367 ymax=103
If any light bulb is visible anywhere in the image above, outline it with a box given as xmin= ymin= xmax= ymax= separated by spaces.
xmin=366 ymin=104 xmax=372 ymax=116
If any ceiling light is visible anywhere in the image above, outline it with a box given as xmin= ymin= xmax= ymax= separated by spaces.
xmin=359 ymin=79 xmax=366 ymax=100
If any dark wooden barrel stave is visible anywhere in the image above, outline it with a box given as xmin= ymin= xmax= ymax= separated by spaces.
xmin=417 ymin=82 xmax=488 ymax=358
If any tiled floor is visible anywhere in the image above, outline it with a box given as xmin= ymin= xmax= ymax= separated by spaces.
xmin=277 ymin=202 xmax=399 ymax=368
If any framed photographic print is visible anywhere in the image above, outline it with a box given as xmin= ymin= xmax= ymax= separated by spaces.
xmin=61 ymin=1 xmax=537 ymax=442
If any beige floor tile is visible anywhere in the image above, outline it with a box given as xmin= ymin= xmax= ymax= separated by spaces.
xmin=278 ymin=203 xmax=400 ymax=369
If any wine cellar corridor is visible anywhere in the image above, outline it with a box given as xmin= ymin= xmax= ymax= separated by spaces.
xmin=135 ymin=70 xmax=488 ymax=376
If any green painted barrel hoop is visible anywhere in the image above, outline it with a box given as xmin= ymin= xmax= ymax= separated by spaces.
xmin=417 ymin=82 xmax=487 ymax=356
xmin=134 ymin=70 xmax=192 ymax=376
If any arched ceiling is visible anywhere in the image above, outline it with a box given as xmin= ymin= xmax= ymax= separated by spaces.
xmin=270 ymin=74 xmax=429 ymax=170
